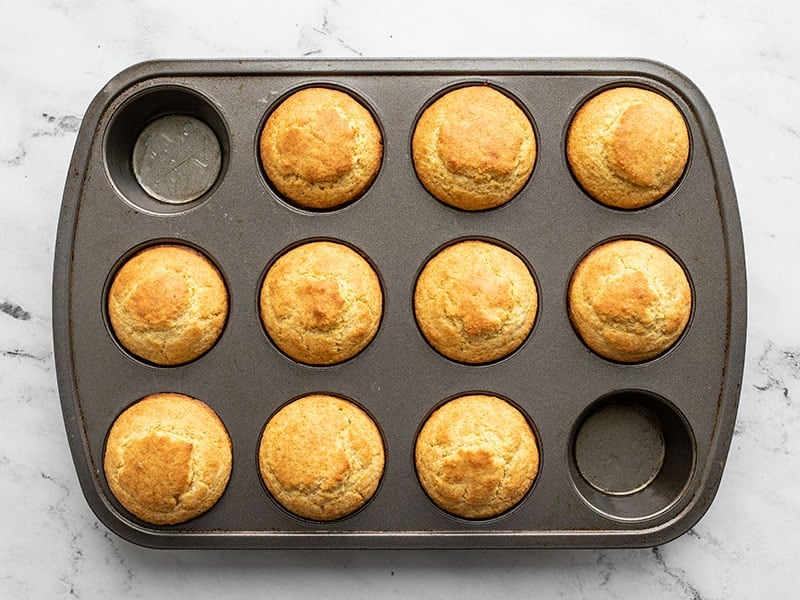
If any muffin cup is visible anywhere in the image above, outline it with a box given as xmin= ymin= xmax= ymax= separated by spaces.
xmin=104 ymin=85 xmax=229 ymax=214
xmin=568 ymin=390 xmax=696 ymax=521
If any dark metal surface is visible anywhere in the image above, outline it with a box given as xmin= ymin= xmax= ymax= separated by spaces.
xmin=574 ymin=403 xmax=666 ymax=496
xmin=52 ymin=58 xmax=746 ymax=549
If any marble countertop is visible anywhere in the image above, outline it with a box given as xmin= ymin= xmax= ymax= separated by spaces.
xmin=2 ymin=0 xmax=798 ymax=597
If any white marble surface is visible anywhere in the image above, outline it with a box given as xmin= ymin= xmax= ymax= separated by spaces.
xmin=1 ymin=0 xmax=799 ymax=597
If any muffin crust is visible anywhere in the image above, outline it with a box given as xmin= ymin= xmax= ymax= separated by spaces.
xmin=412 ymin=85 xmax=536 ymax=210
xmin=103 ymin=392 xmax=232 ymax=525
xmin=568 ymin=239 xmax=692 ymax=362
xmin=260 ymin=87 xmax=383 ymax=209
xmin=259 ymin=394 xmax=385 ymax=521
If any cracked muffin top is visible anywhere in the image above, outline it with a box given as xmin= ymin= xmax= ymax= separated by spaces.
xmin=414 ymin=240 xmax=537 ymax=364
xmin=415 ymin=394 xmax=539 ymax=519
xmin=259 ymin=240 xmax=382 ymax=365
xmin=103 ymin=392 xmax=232 ymax=525
xmin=568 ymin=238 xmax=692 ymax=362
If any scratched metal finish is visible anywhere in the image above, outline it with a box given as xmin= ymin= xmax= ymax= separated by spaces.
xmin=131 ymin=114 xmax=221 ymax=204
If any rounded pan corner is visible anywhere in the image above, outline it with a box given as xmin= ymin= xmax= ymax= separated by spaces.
xmin=77 ymin=477 xmax=228 ymax=550
xmin=632 ymin=486 xmax=725 ymax=549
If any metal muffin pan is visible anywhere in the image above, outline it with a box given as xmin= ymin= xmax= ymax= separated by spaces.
xmin=53 ymin=58 xmax=746 ymax=549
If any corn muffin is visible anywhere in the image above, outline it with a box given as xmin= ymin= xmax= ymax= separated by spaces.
xmin=414 ymin=240 xmax=537 ymax=363
xmin=566 ymin=86 xmax=690 ymax=209
xmin=259 ymin=241 xmax=382 ymax=365
xmin=103 ymin=392 xmax=232 ymax=525
xmin=107 ymin=244 xmax=228 ymax=365
xmin=412 ymin=85 xmax=536 ymax=211
xmin=568 ymin=239 xmax=692 ymax=362
xmin=259 ymin=87 xmax=383 ymax=209
xmin=258 ymin=394 xmax=385 ymax=521
xmin=415 ymin=394 xmax=539 ymax=519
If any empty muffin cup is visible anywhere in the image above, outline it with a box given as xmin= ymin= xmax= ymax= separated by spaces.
xmin=569 ymin=390 xmax=695 ymax=521
xmin=104 ymin=86 xmax=228 ymax=214
xmin=574 ymin=403 xmax=665 ymax=495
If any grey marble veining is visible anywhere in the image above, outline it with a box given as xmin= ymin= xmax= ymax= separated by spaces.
xmin=2 ymin=0 xmax=799 ymax=597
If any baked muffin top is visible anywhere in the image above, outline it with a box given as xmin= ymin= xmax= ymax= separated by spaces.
xmin=415 ymin=394 xmax=539 ymax=519
xmin=103 ymin=392 xmax=232 ymax=525
xmin=259 ymin=241 xmax=382 ymax=365
xmin=414 ymin=240 xmax=537 ymax=363
xmin=568 ymin=239 xmax=692 ymax=362
xmin=258 ymin=393 xmax=385 ymax=521
xmin=259 ymin=87 xmax=382 ymax=209
xmin=567 ymin=86 xmax=689 ymax=209
xmin=107 ymin=244 xmax=228 ymax=365
xmin=412 ymin=85 xmax=536 ymax=211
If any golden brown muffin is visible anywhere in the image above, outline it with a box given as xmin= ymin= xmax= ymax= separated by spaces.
xmin=259 ymin=241 xmax=382 ymax=365
xmin=103 ymin=392 xmax=232 ymax=525
xmin=414 ymin=240 xmax=537 ymax=363
xmin=415 ymin=394 xmax=539 ymax=519
xmin=568 ymin=239 xmax=692 ymax=362
xmin=258 ymin=394 xmax=385 ymax=521
xmin=412 ymin=85 xmax=536 ymax=211
xmin=259 ymin=87 xmax=383 ymax=209
xmin=566 ymin=86 xmax=690 ymax=209
xmin=107 ymin=244 xmax=228 ymax=365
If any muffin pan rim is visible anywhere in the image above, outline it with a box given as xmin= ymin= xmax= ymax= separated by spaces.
xmin=53 ymin=57 xmax=746 ymax=549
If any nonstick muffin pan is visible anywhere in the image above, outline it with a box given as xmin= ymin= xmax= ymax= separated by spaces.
xmin=53 ymin=58 xmax=746 ymax=549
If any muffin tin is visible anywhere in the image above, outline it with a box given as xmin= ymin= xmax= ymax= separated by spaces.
xmin=53 ymin=58 xmax=746 ymax=549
